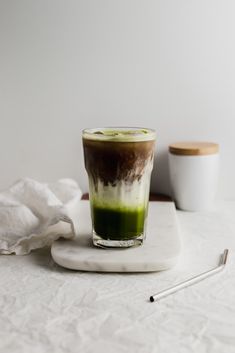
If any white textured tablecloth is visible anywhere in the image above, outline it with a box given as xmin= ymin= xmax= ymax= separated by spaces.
xmin=1 ymin=201 xmax=235 ymax=353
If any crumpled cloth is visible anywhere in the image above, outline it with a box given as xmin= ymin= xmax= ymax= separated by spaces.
xmin=0 ymin=178 xmax=82 ymax=255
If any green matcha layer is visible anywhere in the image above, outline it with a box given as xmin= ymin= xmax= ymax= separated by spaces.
xmin=83 ymin=127 xmax=156 ymax=142
xmin=92 ymin=205 xmax=146 ymax=240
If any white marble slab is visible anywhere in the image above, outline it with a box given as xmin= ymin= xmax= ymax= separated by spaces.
xmin=51 ymin=201 xmax=181 ymax=272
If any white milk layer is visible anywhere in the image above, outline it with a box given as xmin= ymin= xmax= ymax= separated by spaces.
xmin=89 ymin=160 xmax=153 ymax=209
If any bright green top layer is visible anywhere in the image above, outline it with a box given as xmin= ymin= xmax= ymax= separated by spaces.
xmin=82 ymin=127 xmax=156 ymax=142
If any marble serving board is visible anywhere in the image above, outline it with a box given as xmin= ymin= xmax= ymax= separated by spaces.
xmin=51 ymin=201 xmax=181 ymax=272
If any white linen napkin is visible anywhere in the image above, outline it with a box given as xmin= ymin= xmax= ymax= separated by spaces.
xmin=0 ymin=178 xmax=82 ymax=255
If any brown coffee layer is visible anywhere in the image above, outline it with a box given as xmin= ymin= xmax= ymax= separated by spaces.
xmin=83 ymin=138 xmax=155 ymax=186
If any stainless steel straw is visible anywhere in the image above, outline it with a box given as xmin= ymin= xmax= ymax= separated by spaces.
xmin=150 ymin=249 xmax=229 ymax=303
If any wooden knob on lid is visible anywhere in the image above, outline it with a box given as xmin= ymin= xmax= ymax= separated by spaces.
xmin=169 ymin=142 xmax=219 ymax=156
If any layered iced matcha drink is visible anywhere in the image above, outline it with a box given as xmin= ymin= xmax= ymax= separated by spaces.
xmin=82 ymin=127 xmax=156 ymax=248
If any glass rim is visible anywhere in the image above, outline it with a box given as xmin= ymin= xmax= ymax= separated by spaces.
xmin=82 ymin=127 xmax=156 ymax=142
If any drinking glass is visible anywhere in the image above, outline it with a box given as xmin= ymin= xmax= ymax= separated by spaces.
xmin=82 ymin=127 xmax=156 ymax=248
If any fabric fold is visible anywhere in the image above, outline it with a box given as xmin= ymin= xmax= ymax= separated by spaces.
xmin=0 ymin=178 xmax=82 ymax=255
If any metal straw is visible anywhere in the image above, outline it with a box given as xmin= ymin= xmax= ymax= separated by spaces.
xmin=150 ymin=249 xmax=229 ymax=303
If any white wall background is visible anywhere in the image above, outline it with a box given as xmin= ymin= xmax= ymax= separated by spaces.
xmin=0 ymin=0 xmax=235 ymax=198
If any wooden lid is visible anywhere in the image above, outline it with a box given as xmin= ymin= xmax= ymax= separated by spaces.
xmin=169 ymin=142 xmax=219 ymax=156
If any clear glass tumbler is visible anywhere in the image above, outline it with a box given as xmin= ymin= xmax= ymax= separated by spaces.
xmin=82 ymin=127 xmax=156 ymax=248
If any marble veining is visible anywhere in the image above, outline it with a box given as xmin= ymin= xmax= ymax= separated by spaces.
xmin=51 ymin=201 xmax=181 ymax=272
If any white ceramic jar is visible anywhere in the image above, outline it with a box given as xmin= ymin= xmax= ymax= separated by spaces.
xmin=168 ymin=142 xmax=219 ymax=211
